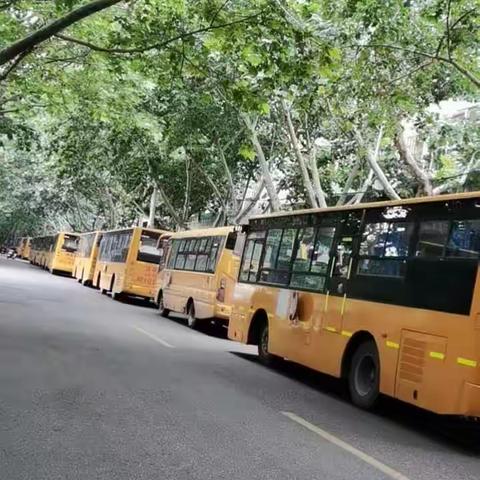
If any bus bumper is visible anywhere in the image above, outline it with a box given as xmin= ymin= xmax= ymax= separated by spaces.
xmin=215 ymin=304 xmax=232 ymax=321
xmin=124 ymin=284 xmax=155 ymax=300
xmin=460 ymin=382 xmax=480 ymax=417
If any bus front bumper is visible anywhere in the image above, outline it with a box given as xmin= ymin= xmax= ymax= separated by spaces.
xmin=460 ymin=382 xmax=480 ymax=418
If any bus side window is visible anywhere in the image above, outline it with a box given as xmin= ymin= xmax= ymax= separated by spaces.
xmin=207 ymin=236 xmax=223 ymax=273
xmin=415 ymin=220 xmax=449 ymax=257
xmin=239 ymin=239 xmax=255 ymax=282
xmin=226 ymin=232 xmax=237 ymax=250
xmin=233 ymin=232 xmax=246 ymax=257
xmin=446 ymin=220 xmax=480 ymax=258
xmin=167 ymin=240 xmax=180 ymax=268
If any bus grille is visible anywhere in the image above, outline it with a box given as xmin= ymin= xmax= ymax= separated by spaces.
xmin=398 ymin=338 xmax=426 ymax=383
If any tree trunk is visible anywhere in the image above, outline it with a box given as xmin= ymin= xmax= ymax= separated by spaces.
xmin=182 ymin=158 xmax=191 ymax=223
xmin=354 ymin=126 xmax=400 ymax=200
xmin=351 ymin=169 xmax=374 ymax=204
xmin=308 ymin=149 xmax=328 ymax=208
xmin=281 ymin=99 xmax=318 ymax=208
xmin=0 ymin=0 xmax=122 ymax=67
xmin=241 ymin=113 xmax=281 ymax=212
xmin=336 ymin=158 xmax=360 ymax=206
xmin=155 ymin=181 xmax=185 ymax=229
xmin=217 ymin=144 xmax=238 ymax=211
xmin=234 ymin=178 xmax=265 ymax=224
xmin=147 ymin=185 xmax=157 ymax=228
xmin=395 ymin=125 xmax=433 ymax=195
xmin=213 ymin=208 xmax=225 ymax=227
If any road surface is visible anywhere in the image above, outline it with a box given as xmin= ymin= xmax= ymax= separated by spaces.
xmin=0 ymin=257 xmax=479 ymax=479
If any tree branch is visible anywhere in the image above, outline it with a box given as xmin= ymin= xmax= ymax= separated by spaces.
xmin=0 ymin=0 xmax=123 ymax=66
xmin=357 ymin=43 xmax=480 ymax=89
xmin=0 ymin=49 xmax=31 ymax=82
xmin=55 ymin=12 xmax=263 ymax=55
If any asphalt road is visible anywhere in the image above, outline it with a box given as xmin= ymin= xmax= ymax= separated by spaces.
xmin=1 ymin=257 xmax=479 ymax=480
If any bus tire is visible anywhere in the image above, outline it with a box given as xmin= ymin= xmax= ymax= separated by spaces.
xmin=348 ymin=340 xmax=380 ymax=410
xmin=111 ymin=291 xmax=123 ymax=301
xmin=187 ymin=302 xmax=198 ymax=329
xmin=258 ymin=321 xmax=277 ymax=366
xmin=158 ymin=292 xmax=170 ymax=318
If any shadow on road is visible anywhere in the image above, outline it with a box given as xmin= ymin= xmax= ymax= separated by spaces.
xmin=111 ymin=294 xmax=156 ymax=309
xmin=166 ymin=314 xmax=229 ymax=339
xmin=231 ymin=351 xmax=480 ymax=454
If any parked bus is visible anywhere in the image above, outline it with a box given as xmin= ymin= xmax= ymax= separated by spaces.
xmin=23 ymin=237 xmax=31 ymax=260
xmin=157 ymin=226 xmax=240 ymax=328
xmin=153 ymin=231 xmax=172 ymax=304
xmin=228 ymin=192 xmax=480 ymax=417
xmin=30 ymin=232 xmax=79 ymax=274
xmin=16 ymin=237 xmax=30 ymax=259
xmin=73 ymin=231 xmax=102 ymax=286
xmin=94 ymin=227 xmax=167 ymax=300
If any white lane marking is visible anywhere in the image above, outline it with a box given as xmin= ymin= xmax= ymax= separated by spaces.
xmin=281 ymin=411 xmax=411 ymax=480
xmin=131 ymin=325 xmax=175 ymax=348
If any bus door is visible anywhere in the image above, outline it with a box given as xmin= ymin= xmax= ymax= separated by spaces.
xmin=323 ymin=212 xmax=362 ymax=334
xmin=323 ymin=235 xmax=353 ymax=334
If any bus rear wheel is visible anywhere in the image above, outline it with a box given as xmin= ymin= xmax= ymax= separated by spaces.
xmin=258 ymin=322 xmax=277 ymax=366
xmin=187 ymin=302 xmax=198 ymax=329
xmin=348 ymin=340 xmax=380 ymax=410
xmin=158 ymin=293 xmax=170 ymax=318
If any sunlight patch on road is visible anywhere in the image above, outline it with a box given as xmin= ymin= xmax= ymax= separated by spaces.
xmin=281 ymin=411 xmax=411 ymax=480
xmin=131 ymin=325 xmax=175 ymax=348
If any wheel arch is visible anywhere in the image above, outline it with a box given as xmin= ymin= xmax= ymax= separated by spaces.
xmin=109 ymin=274 xmax=116 ymax=292
xmin=247 ymin=308 xmax=269 ymax=345
xmin=156 ymin=288 xmax=163 ymax=305
xmin=186 ymin=297 xmax=194 ymax=312
xmin=341 ymin=330 xmax=378 ymax=380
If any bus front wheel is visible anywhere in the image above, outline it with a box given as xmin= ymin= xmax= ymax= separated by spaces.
xmin=348 ymin=340 xmax=380 ymax=410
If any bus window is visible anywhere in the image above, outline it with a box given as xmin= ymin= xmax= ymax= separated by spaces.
xmin=416 ymin=220 xmax=449 ymax=257
xmin=357 ymin=222 xmax=413 ymax=277
xmin=62 ymin=234 xmax=78 ymax=253
xmin=292 ymin=227 xmax=315 ymax=272
xmin=446 ymin=220 xmax=480 ymax=258
xmin=311 ymin=227 xmax=335 ymax=275
xmin=239 ymin=232 xmax=265 ymax=282
xmin=207 ymin=237 xmax=224 ymax=273
xmin=138 ymin=231 xmax=161 ymax=264
xmin=184 ymin=239 xmax=198 ymax=270
xmin=225 ymin=231 xmax=237 ymax=250
xmin=262 ymin=229 xmax=282 ymax=270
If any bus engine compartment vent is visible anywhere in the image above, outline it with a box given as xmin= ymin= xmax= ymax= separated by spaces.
xmin=398 ymin=337 xmax=426 ymax=384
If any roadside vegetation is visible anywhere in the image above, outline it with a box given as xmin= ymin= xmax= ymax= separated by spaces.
xmin=0 ymin=0 xmax=478 ymax=241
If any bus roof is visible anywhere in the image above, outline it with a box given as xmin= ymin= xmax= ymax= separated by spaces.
xmin=249 ymin=191 xmax=480 ymax=222
xmin=100 ymin=226 xmax=168 ymax=235
xmin=169 ymin=226 xmax=235 ymax=239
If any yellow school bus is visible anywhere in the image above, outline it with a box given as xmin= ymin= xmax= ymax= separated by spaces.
xmin=158 ymin=226 xmax=240 ymax=328
xmin=94 ymin=227 xmax=167 ymax=300
xmin=30 ymin=232 xmax=79 ymax=274
xmin=228 ymin=192 xmax=480 ymax=417
xmin=23 ymin=237 xmax=31 ymax=260
xmin=73 ymin=231 xmax=102 ymax=285
xmin=30 ymin=236 xmax=49 ymax=266
xmin=153 ymin=232 xmax=172 ymax=305
xmin=16 ymin=237 xmax=30 ymax=259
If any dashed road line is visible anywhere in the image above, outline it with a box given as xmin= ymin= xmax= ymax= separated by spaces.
xmin=131 ymin=325 xmax=175 ymax=348
xmin=281 ymin=411 xmax=411 ymax=480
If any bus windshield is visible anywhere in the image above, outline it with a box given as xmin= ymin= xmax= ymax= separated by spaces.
xmin=138 ymin=231 xmax=161 ymax=264
xmin=62 ymin=234 xmax=78 ymax=253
